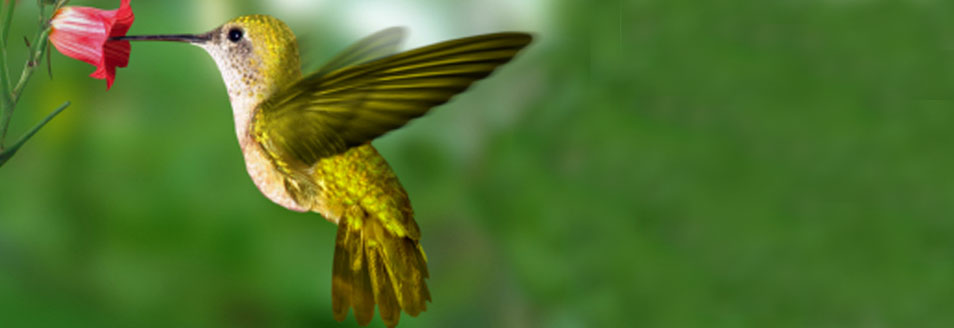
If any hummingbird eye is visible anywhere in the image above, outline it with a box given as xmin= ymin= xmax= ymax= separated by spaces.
xmin=227 ymin=28 xmax=244 ymax=42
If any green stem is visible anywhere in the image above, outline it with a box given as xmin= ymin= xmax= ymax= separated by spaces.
xmin=0 ymin=0 xmax=15 ymax=148
xmin=11 ymin=26 xmax=51 ymax=104
xmin=2 ymin=5 xmax=53 ymax=145
xmin=1 ymin=0 xmax=14 ymax=45
xmin=0 ymin=101 xmax=69 ymax=167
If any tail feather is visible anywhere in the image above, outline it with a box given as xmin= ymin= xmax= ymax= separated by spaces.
xmin=332 ymin=224 xmax=377 ymax=325
xmin=379 ymin=231 xmax=430 ymax=315
xmin=368 ymin=248 xmax=401 ymax=326
xmin=332 ymin=214 xmax=430 ymax=327
xmin=331 ymin=237 xmax=351 ymax=320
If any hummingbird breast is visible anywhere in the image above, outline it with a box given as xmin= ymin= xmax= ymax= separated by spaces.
xmin=225 ymin=71 xmax=311 ymax=212
xmin=240 ymin=138 xmax=312 ymax=212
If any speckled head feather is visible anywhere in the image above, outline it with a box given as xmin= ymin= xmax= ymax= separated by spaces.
xmin=197 ymin=15 xmax=302 ymax=111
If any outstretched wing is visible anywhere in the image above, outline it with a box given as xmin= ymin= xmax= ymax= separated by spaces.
xmin=314 ymin=27 xmax=407 ymax=76
xmin=253 ymin=32 xmax=533 ymax=168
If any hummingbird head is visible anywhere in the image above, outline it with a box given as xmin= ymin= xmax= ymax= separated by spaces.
xmin=116 ymin=14 xmax=302 ymax=105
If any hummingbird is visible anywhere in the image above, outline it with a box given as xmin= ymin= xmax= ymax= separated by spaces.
xmin=113 ymin=14 xmax=531 ymax=327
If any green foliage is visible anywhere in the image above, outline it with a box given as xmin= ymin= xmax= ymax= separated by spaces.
xmin=1 ymin=0 xmax=953 ymax=327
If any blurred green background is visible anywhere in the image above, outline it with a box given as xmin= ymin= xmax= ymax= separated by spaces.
xmin=2 ymin=0 xmax=954 ymax=327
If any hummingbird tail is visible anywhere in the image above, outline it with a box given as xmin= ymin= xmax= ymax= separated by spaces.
xmin=331 ymin=214 xmax=430 ymax=327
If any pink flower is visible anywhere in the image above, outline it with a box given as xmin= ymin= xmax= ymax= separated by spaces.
xmin=49 ymin=0 xmax=134 ymax=90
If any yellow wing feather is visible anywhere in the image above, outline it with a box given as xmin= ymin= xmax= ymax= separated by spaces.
xmin=253 ymin=32 xmax=533 ymax=168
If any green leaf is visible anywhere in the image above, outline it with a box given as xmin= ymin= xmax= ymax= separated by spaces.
xmin=0 ymin=101 xmax=70 ymax=167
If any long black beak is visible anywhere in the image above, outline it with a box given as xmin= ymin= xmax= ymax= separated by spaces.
xmin=109 ymin=34 xmax=209 ymax=44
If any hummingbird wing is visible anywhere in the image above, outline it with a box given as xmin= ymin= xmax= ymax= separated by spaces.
xmin=313 ymin=27 xmax=407 ymax=76
xmin=253 ymin=32 xmax=533 ymax=168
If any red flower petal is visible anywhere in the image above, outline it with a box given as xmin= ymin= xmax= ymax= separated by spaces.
xmin=49 ymin=0 xmax=134 ymax=90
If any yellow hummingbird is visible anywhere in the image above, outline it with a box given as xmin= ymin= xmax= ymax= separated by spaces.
xmin=114 ymin=14 xmax=531 ymax=327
